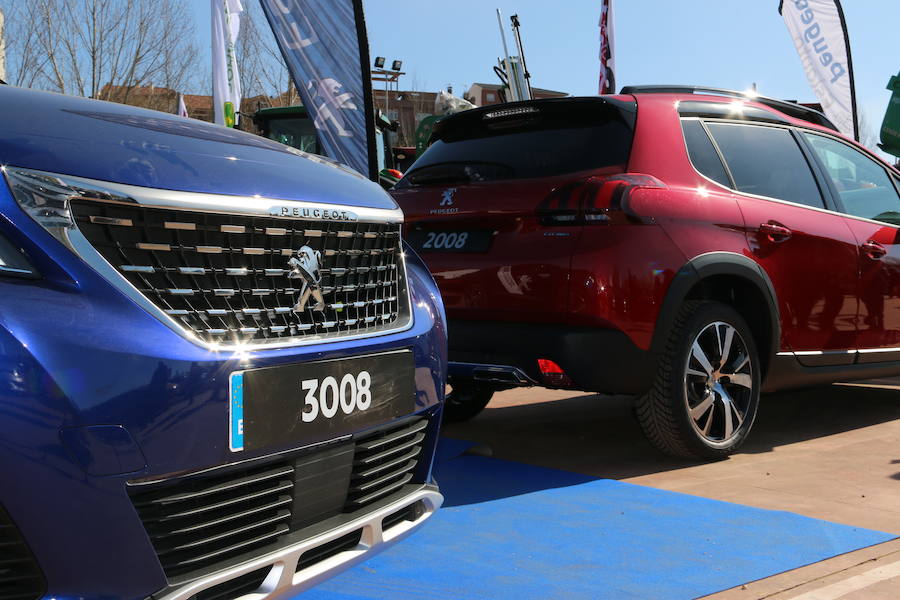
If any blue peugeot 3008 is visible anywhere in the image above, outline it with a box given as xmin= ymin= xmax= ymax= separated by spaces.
xmin=0 ymin=86 xmax=445 ymax=599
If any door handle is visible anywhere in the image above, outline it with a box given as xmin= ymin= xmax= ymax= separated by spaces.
xmin=759 ymin=222 xmax=792 ymax=242
xmin=862 ymin=240 xmax=887 ymax=260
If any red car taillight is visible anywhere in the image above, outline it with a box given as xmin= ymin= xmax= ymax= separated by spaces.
xmin=537 ymin=173 xmax=667 ymax=225
xmin=537 ymin=358 xmax=574 ymax=388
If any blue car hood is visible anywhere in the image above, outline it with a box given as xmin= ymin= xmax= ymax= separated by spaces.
xmin=0 ymin=86 xmax=394 ymax=209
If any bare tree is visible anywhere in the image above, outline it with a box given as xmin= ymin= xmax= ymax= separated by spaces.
xmin=236 ymin=2 xmax=297 ymax=111
xmin=858 ymin=109 xmax=880 ymax=152
xmin=1 ymin=0 xmax=199 ymax=109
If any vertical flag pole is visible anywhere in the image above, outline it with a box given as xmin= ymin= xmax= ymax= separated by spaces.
xmin=352 ymin=0 xmax=378 ymax=181
xmin=833 ymin=0 xmax=859 ymax=141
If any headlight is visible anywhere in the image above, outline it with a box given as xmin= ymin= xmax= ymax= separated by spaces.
xmin=3 ymin=167 xmax=132 ymax=250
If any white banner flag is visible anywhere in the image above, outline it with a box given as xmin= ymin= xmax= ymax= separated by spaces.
xmin=212 ymin=0 xmax=243 ymax=127
xmin=177 ymin=93 xmax=189 ymax=118
xmin=780 ymin=0 xmax=858 ymax=139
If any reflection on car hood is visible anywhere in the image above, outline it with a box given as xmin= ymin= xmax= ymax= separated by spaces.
xmin=0 ymin=86 xmax=394 ymax=209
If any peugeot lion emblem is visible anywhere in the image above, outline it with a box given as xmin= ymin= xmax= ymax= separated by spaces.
xmin=440 ymin=188 xmax=456 ymax=206
xmin=287 ymin=245 xmax=326 ymax=312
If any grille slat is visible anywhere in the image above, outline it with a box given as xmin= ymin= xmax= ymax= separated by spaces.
xmin=166 ymin=524 xmax=291 ymax=571
xmin=131 ymin=461 xmax=297 ymax=578
xmin=349 ymin=461 xmax=419 ymax=495
xmin=355 ymin=420 xmax=428 ymax=453
xmin=151 ymin=480 xmax=294 ymax=523
xmin=134 ymin=465 xmax=295 ymax=508
xmin=190 ymin=566 xmax=270 ymax=600
xmin=354 ymin=432 xmax=426 ymax=467
xmin=71 ymin=201 xmax=407 ymax=345
xmin=155 ymin=510 xmax=292 ymax=556
xmin=346 ymin=473 xmax=415 ymax=508
xmin=353 ymin=446 xmax=422 ymax=480
xmin=150 ymin=498 xmax=293 ymax=540
xmin=130 ymin=417 xmax=428 ymax=580
xmin=345 ymin=419 xmax=427 ymax=511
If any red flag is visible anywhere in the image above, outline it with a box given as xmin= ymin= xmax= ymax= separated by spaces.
xmin=598 ymin=0 xmax=616 ymax=94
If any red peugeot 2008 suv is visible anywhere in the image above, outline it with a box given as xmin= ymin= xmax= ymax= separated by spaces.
xmin=392 ymin=86 xmax=900 ymax=459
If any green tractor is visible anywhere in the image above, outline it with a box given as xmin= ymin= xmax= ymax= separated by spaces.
xmin=253 ymin=105 xmax=403 ymax=188
xmin=881 ymin=72 xmax=900 ymax=162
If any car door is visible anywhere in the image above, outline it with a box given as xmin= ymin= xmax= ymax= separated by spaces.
xmin=704 ymin=121 xmax=860 ymax=365
xmin=799 ymin=131 xmax=900 ymax=361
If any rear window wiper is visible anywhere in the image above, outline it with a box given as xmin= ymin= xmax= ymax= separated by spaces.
xmin=402 ymin=161 xmax=515 ymax=187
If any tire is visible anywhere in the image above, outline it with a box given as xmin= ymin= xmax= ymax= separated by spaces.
xmin=443 ymin=380 xmax=495 ymax=423
xmin=636 ymin=300 xmax=761 ymax=459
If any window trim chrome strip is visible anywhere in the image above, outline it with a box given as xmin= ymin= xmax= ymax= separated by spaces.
xmin=778 ymin=347 xmax=900 ymax=357
xmin=678 ymin=117 xmax=900 ymax=228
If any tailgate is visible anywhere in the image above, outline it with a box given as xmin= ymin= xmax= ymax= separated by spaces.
xmin=392 ymin=97 xmax=636 ymax=324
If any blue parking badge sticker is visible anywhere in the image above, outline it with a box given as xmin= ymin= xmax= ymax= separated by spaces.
xmin=229 ymin=372 xmax=244 ymax=452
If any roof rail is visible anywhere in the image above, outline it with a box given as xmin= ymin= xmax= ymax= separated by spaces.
xmin=619 ymin=85 xmax=838 ymax=133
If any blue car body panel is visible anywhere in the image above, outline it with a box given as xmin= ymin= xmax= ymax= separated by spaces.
xmin=0 ymin=86 xmax=445 ymax=599
xmin=0 ymin=86 xmax=393 ymax=209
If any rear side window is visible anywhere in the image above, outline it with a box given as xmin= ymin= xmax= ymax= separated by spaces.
xmin=802 ymin=133 xmax=900 ymax=225
xmin=397 ymin=100 xmax=633 ymax=187
xmin=681 ymin=120 xmax=730 ymax=187
xmin=706 ymin=122 xmax=824 ymax=209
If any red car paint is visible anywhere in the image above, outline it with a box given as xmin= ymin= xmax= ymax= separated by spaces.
xmin=393 ymin=91 xmax=900 ymax=393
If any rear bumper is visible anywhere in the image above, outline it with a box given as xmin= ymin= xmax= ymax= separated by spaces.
xmin=447 ymin=320 xmax=656 ymax=394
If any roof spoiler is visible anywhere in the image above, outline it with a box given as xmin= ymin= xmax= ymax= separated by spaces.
xmin=619 ymin=85 xmax=838 ymax=133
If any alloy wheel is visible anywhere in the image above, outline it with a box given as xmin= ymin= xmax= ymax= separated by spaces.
xmin=683 ymin=321 xmax=754 ymax=445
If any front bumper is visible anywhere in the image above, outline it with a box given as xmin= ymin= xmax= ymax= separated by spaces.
xmin=0 ymin=184 xmax=447 ymax=598
xmin=153 ymin=485 xmax=442 ymax=600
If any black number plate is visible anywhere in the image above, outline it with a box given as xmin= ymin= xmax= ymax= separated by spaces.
xmin=229 ymin=350 xmax=415 ymax=452
xmin=406 ymin=229 xmax=492 ymax=253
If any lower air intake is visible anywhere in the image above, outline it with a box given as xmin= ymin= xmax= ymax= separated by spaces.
xmin=0 ymin=505 xmax=46 ymax=600
xmin=130 ymin=417 xmax=429 ymax=581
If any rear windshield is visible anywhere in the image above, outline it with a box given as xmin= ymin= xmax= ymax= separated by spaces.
xmin=396 ymin=99 xmax=634 ymax=187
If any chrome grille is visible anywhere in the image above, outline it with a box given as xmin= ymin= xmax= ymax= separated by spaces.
xmin=69 ymin=200 xmax=407 ymax=346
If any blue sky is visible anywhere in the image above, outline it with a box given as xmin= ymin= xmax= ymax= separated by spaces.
xmin=192 ymin=2 xmax=898 ymax=142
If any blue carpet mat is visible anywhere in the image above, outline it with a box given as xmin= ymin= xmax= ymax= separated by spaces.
xmin=301 ymin=439 xmax=896 ymax=599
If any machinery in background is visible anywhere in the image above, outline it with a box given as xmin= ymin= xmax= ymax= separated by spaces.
xmin=253 ymin=105 xmax=402 ymax=188
xmin=881 ymin=72 xmax=900 ymax=161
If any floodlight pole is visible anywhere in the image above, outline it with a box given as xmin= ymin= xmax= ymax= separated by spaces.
xmin=496 ymin=8 xmax=520 ymax=102
xmin=510 ymin=14 xmax=532 ymax=100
